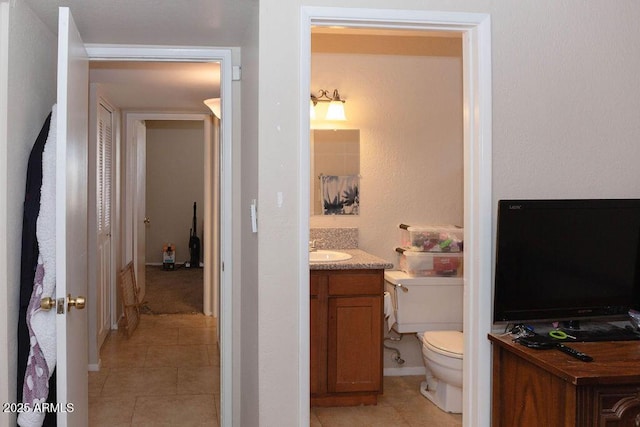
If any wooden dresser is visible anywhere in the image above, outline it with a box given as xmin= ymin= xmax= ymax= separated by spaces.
xmin=489 ymin=333 xmax=640 ymax=426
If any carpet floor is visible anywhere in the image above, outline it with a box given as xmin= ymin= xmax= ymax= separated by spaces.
xmin=141 ymin=265 xmax=203 ymax=314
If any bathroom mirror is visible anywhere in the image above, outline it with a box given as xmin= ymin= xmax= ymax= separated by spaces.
xmin=310 ymin=129 xmax=360 ymax=215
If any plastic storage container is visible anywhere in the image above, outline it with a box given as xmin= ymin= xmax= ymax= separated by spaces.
xmin=397 ymin=248 xmax=463 ymax=277
xmin=399 ymin=224 xmax=463 ymax=252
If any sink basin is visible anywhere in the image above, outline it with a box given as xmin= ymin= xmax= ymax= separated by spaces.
xmin=309 ymin=250 xmax=353 ymax=262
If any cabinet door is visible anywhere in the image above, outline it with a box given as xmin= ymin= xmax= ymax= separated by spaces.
xmin=327 ymin=296 xmax=382 ymax=393
xmin=310 ymin=273 xmax=327 ymax=395
xmin=310 ymin=296 xmax=325 ymax=394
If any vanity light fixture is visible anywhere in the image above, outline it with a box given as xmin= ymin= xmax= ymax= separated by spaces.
xmin=203 ymin=98 xmax=221 ymax=119
xmin=310 ymin=89 xmax=346 ymax=121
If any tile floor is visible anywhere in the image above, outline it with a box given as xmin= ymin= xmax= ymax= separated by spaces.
xmin=312 ymin=376 xmax=462 ymax=427
xmin=89 ymin=313 xmax=461 ymax=426
xmin=89 ymin=313 xmax=220 ymax=426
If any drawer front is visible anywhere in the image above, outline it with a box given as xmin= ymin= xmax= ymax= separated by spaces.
xmin=328 ymin=271 xmax=383 ymax=296
xmin=591 ymin=385 xmax=640 ymax=426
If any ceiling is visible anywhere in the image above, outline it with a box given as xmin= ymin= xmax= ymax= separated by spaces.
xmin=89 ymin=61 xmax=221 ymax=113
xmin=24 ymin=0 xmax=257 ymax=112
xmin=312 ymin=26 xmax=462 ymax=39
xmin=22 ymin=2 xmax=456 ymax=112
xmin=24 ymin=0 xmax=257 ymax=46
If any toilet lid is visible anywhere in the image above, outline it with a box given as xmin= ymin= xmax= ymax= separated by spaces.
xmin=422 ymin=331 xmax=463 ymax=358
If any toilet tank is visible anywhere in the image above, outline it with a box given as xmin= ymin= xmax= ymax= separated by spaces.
xmin=385 ymin=270 xmax=463 ymax=333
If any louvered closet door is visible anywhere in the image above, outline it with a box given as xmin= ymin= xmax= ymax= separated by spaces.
xmin=97 ymin=102 xmax=113 ymax=348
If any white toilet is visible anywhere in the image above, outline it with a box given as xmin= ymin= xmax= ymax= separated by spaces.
xmin=384 ymin=270 xmax=464 ymax=414
xmin=418 ymin=330 xmax=463 ymax=413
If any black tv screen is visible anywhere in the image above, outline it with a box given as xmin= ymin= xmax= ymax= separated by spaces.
xmin=493 ymin=199 xmax=640 ymax=323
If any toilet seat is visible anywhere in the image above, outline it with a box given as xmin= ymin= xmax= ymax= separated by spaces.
xmin=422 ymin=331 xmax=463 ymax=359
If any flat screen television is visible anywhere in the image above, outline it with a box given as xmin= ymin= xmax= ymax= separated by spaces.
xmin=493 ymin=199 xmax=640 ymax=324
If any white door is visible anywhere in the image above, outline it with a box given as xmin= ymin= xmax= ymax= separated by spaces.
xmin=56 ymin=7 xmax=89 ymax=426
xmin=134 ymin=120 xmax=147 ymax=299
xmin=96 ymin=102 xmax=113 ymax=349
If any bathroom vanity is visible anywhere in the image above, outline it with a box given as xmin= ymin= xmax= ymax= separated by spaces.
xmin=310 ymin=249 xmax=393 ymax=406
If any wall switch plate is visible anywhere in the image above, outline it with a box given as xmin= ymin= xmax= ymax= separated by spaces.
xmin=250 ymin=199 xmax=257 ymax=233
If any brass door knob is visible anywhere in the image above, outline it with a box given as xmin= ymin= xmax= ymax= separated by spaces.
xmin=40 ymin=297 xmax=56 ymax=311
xmin=67 ymin=294 xmax=86 ymax=311
xmin=144 ymin=217 xmax=150 ymax=225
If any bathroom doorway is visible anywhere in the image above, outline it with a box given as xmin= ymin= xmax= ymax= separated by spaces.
xmin=308 ymin=26 xmax=463 ymax=425
xmin=300 ymin=8 xmax=493 ymax=427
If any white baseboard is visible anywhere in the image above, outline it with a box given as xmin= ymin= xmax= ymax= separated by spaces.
xmin=383 ymin=366 xmax=426 ymax=377
xmin=88 ymin=360 xmax=101 ymax=372
xmin=145 ymin=262 xmax=204 ymax=267
xmin=111 ymin=314 xmax=123 ymax=330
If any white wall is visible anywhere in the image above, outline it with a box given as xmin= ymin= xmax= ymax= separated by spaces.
xmin=239 ymin=7 xmax=260 ymax=425
xmin=310 ymin=51 xmax=463 ymax=265
xmin=258 ymin=1 xmax=640 ymax=425
xmin=0 ymin=1 xmax=56 ymax=426
xmin=145 ymin=120 xmax=204 ymax=265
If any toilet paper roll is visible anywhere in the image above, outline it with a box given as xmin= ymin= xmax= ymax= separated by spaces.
xmin=384 ymin=291 xmax=396 ymax=332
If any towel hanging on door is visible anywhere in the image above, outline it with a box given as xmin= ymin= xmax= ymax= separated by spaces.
xmin=18 ymin=105 xmax=57 ymax=427
xmin=17 ymin=107 xmax=58 ymax=427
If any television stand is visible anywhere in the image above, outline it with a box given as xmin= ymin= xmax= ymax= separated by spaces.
xmin=489 ymin=333 xmax=640 ymax=426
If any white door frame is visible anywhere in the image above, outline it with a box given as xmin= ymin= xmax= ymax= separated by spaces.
xmin=299 ymin=8 xmax=492 ymax=427
xmin=85 ymin=45 xmax=234 ymax=427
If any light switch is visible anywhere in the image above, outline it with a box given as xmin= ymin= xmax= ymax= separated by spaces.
xmin=250 ymin=199 xmax=257 ymax=233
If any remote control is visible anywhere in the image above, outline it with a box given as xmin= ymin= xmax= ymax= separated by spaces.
xmin=557 ymin=344 xmax=593 ymax=362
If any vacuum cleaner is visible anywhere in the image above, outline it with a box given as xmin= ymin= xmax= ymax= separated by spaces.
xmin=187 ymin=202 xmax=201 ymax=268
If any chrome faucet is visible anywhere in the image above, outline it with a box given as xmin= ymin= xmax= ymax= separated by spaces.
xmin=309 ymin=239 xmax=318 ymax=252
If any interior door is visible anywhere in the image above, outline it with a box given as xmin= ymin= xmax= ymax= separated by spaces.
xmin=134 ymin=120 xmax=147 ymax=299
xmin=56 ymin=7 xmax=89 ymax=425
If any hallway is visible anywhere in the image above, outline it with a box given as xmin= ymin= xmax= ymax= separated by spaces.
xmin=88 ymin=314 xmax=219 ymax=426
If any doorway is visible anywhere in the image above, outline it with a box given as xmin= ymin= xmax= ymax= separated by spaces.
xmin=122 ymin=114 xmax=216 ymax=315
xmin=309 ymin=26 xmax=464 ymax=425
xmin=299 ymin=8 xmax=492 ymax=427
xmin=141 ymin=119 xmax=206 ymax=314
xmin=85 ymin=45 xmax=234 ymax=427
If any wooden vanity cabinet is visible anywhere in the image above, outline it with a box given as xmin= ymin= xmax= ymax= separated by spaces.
xmin=489 ymin=333 xmax=640 ymax=426
xmin=310 ymin=269 xmax=384 ymax=406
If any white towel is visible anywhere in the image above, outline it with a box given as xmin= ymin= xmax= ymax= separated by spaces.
xmin=32 ymin=103 xmax=57 ymax=372
xmin=384 ymin=291 xmax=397 ymax=332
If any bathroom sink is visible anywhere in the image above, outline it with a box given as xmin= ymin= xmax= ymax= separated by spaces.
xmin=309 ymin=250 xmax=353 ymax=262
